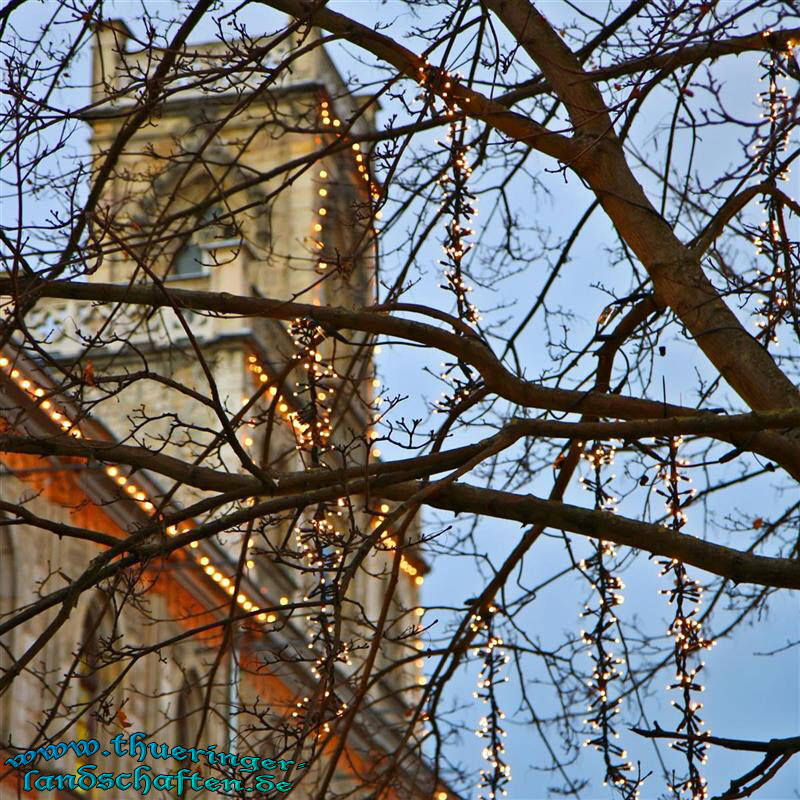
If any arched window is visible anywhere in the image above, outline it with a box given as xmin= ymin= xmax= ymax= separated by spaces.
xmin=176 ymin=668 xmax=205 ymax=746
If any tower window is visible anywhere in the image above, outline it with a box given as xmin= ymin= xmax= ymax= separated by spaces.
xmin=170 ymin=206 xmax=239 ymax=278
xmin=173 ymin=242 xmax=205 ymax=277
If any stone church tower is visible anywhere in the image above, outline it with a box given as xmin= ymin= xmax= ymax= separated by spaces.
xmin=0 ymin=18 xmax=437 ymax=800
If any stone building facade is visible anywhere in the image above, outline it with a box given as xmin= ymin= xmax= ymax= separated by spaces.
xmin=0 ymin=19 xmax=437 ymax=800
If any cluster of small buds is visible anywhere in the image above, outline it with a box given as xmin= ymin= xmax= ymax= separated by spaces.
xmin=288 ymin=317 xmax=336 ymax=459
xmin=656 ymin=436 xmax=714 ymax=800
xmin=747 ymin=53 xmax=798 ymax=350
xmin=473 ymin=624 xmax=512 ymax=800
xmin=578 ymin=441 xmax=639 ymax=797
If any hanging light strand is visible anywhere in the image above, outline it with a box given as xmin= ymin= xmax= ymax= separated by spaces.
xmin=474 ymin=615 xmax=512 ymax=800
xmin=287 ymin=317 xmax=336 ymax=460
xmin=416 ymin=66 xmax=480 ymax=325
xmin=578 ymin=441 xmax=640 ymax=798
xmin=750 ymin=48 xmax=798 ymax=349
xmin=292 ymin=497 xmax=353 ymax=743
xmin=439 ymin=111 xmax=480 ymax=324
xmin=655 ymin=435 xmax=714 ymax=800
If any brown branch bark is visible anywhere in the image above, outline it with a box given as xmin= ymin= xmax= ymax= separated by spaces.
xmin=482 ymin=0 xmax=800 ymax=419
xmin=3 ymin=408 xmax=800 ymax=494
xmin=5 ymin=277 xmax=800 ymax=477
xmin=257 ymin=0 xmax=580 ymax=164
xmin=498 ymin=27 xmax=800 ymax=107
xmin=691 ymin=182 xmax=800 ymax=257
xmin=381 ymin=480 xmax=800 ymax=590
xmin=258 ymin=0 xmax=800 ymax=425
xmin=631 ymin=726 xmax=800 ymax=754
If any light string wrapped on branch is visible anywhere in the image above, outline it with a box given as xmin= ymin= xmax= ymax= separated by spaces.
xmin=435 ymin=358 xmax=480 ymax=414
xmin=416 ymin=65 xmax=481 ymax=325
xmin=472 ymin=611 xmax=511 ymax=800
xmin=654 ymin=435 xmax=714 ymax=800
xmin=287 ymin=315 xmax=350 ymax=741
xmin=578 ymin=441 xmax=641 ymax=799
xmin=751 ymin=50 xmax=798 ymax=349
xmin=288 ymin=317 xmax=336 ymax=461
xmin=291 ymin=499 xmax=352 ymax=744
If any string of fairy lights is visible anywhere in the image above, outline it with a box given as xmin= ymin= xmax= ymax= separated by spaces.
xmin=262 ymin=96 xmax=429 ymax=749
xmin=577 ymin=441 xmax=640 ymax=799
xmin=439 ymin=101 xmax=480 ymax=326
xmin=1 ymin=79 xmax=467 ymax=800
xmin=12 ymin=39 xmax=791 ymax=792
xmin=576 ymin=434 xmax=717 ymax=799
xmin=413 ymin=61 xmax=482 ymax=325
xmin=750 ymin=42 xmax=798 ymax=349
xmin=415 ymin=64 xmax=516 ymax=798
xmin=286 ymin=309 xmax=353 ymax=734
xmin=0 ymin=354 xmax=275 ymax=623
xmin=473 ymin=615 xmax=512 ymax=800
xmin=294 ymin=503 xmax=352 ymax=741
xmin=655 ymin=436 xmax=714 ymax=800
xmin=674 ymin=34 xmax=797 ymax=800
xmin=247 ymin=329 xmax=341 ymax=673
xmin=413 ymin=64 xmax=486 ymax=420
xmin=0 ymin=356 xmax=84 ymax=439
xmin=316 ymin=98 xmax=382 ymax=280
xmin=1 ymin=340 xmax=443 ymax=800
xmin=1 ymin=350 xmax=442 ymax=789
xmin=242 ymin=95 xmax=425 ymax=586
xmin=242 ymin=149 xmax=423 ymax=752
